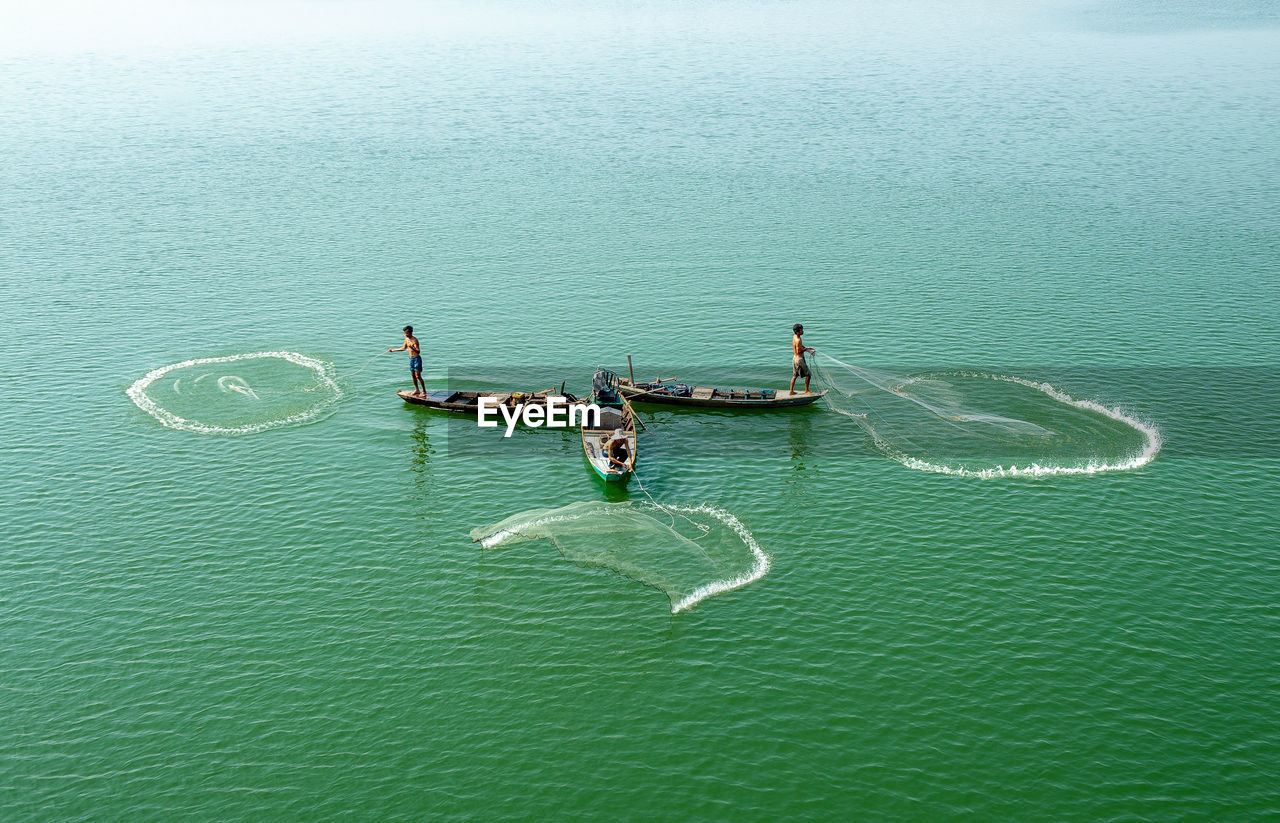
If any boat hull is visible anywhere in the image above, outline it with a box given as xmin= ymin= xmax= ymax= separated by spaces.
xmin=617 ymin=383 xmax=826 ymax=408
xmin=580 ymin=400 xmax=636 ymax=484
xmin=397 ymin=389 xmax=575 ymax=414
xmin=585 ymin=454 xmax=632 ymax=483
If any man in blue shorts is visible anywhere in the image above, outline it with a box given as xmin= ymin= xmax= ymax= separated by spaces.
xmin=389 ymin=325 xmax=425 ymax=396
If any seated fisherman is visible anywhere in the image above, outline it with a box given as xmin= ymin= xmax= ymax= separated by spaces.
xmin=607 ymin=435 xmax=631 ymax=469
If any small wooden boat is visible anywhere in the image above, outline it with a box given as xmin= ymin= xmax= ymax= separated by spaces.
xmin=617 ymin=377 xmax=826 ymax=408
xmin=581 ymin=370 xmax=637 ymax=484
xmin=397 ymin=386 xmax=576 ymax=414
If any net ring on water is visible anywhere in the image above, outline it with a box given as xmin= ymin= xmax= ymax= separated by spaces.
xmin=127 ymin=351 xmax=342 ymax=435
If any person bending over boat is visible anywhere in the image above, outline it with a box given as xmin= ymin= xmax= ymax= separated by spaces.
xmin=389 ymin=325 xmax=425 ymax=396
xmin=789 ymin=323 xmax=815 ymax=395
xmin=607 ymin=434 xmax=632 ymax=470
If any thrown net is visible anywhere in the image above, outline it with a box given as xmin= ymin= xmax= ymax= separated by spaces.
xmin=812 ymin=353 xmax=1160 ymax=477
xmin=127 ymin=351 xmax=342 ymax=435
xmin=470 ymin=501 xmax=769 ymax=613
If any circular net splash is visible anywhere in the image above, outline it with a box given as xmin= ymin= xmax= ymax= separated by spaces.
xmin=127 ymin=351 xmax=342 ymax=435
xmin=812 ymin=354 xmax=1160 ymax=477
xmin=470 ymin=501 xmax=770 ymax=613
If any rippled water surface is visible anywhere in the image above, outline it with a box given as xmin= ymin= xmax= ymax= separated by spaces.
xmin=3 ymin=1 xmax=1279 ymax=820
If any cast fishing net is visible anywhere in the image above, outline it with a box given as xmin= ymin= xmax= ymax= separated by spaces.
xmin=470 ymin=501 xmax=770 ymax=613
xmin=127 ymin=351 xmax=343 ymax=434
xmin=811 ymin=353 xmax=1160 ymax=477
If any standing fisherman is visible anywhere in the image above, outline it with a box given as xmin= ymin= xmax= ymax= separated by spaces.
xmin=389 ymin=325 xmax=425 ymax=396
xmin=789 ymin=323 xmax=815 ymax=395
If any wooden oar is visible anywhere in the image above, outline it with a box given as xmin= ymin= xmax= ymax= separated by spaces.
xmin=622 ymin=397 xmax=648 ymax=432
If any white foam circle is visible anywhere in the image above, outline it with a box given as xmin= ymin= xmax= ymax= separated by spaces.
xmin=127 ymin=351 xmax=342 ymax=435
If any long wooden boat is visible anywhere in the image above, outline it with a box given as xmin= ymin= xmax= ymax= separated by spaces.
xmin=397 ymin=387 xmax=577 ymax=414
xmin=581 ymin=370 xmax=637 ymax=484
xmin=617 ymin=377 xmax=826 ymax=408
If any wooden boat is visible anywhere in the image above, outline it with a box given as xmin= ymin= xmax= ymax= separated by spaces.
xmin=397 ymin=386 xmax=577 ymax=414
xmin=617 ymin=377 xmax=826 ymax=408
xmin=581 ymin=370 xmax=637 ymax=484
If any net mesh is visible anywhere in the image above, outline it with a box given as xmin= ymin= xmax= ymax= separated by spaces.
xmin=470 ymin=501 xmax=769 ymax=613
xmin=127 ymin=351 xmax=342 ymax=434
xmin=812 ymin=353 xmax=1160 ymax=477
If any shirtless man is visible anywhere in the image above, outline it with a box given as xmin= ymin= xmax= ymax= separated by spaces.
xmin=789 ymin=323 xmax=815 ymax=395
xmin=607 ymin=434 xmax=632 ymax=471
xmin=389 ymin=325 xmax=424 ymax=396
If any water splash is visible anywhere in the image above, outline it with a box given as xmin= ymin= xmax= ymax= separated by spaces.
xmin=473 ymin=501 xmax=770 ymax=614
xmin=814 ymin=354 xmax=1160 ymax=477
xmin=216 ymin=375 xmax=260 ymax=400
xmin=127 ymin=351 xmax=341 ymax=435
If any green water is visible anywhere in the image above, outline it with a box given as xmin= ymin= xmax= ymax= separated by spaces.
xmin=4 ymin=1 xmax=1279 ymax=819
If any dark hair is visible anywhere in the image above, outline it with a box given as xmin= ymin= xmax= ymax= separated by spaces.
xmin=403 ymin=325 xmax=413 ymax=334
xmin=793 ymin=323 xmax=803 ymax=334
